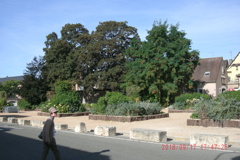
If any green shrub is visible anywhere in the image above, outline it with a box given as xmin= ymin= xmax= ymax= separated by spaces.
xmin=125 ymin=85 xmax=141 ymax=102
xmin=81 ymin=103 xmax=94 ymax=111
xmin=103 ymin=102 xmax=161 ymax=116
xmin=39 ymin=101 xmax=52 ymax=113
xmin=18 ymin=99 xmax=32 ymax=110
xmin=173 ymin=93 xmax=211 ymax=110
xmin=7 ymin=102 xmax=14 ymax=106
xmin=47 ymin=91 xmax=84 ymax=113
xmin=51 ymin=91 xmax=83 ymax=113
xmin=175 ymin=93 xmax=211 ymax=103
xmin=139 ymin=102 xmax=161 ymax=115
xmin=0 ymin=91 xmax=7 ymax=111
xmin=171 ymin=101 xmax=188 ymax=110
xmin=217 ymin=90 xmax=240 ymax=101
xmin=190 ymin=113 xmax=200 ymax=119
xmin=53 ymin=80 xmax=72 ymax=94
xmin=93 ymin=92 xmax=130 ymax=114
xmin=40 ymin=80 xmax=84 ymax=113
xmin=0 ymin=99 xmax=6 ymax=111
xmin=191 ymin=96 xmax=240 ymax=121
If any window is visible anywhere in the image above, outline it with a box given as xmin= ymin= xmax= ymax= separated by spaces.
xmin=198 ymin=88 xmax=205 ymax=93
xmin=204 ymin=72 xmax=210 ymax=76
xmin=222 ymin=66 xmax=225 ymax=74
xmin=221 ymin=77 xmax=225 ymax=84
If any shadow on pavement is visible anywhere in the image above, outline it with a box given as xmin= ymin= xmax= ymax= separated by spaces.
xmin=213 ymin=150 xmax=240 ymax=160
xmin=0 ymin=127 xmax=110 ymax=160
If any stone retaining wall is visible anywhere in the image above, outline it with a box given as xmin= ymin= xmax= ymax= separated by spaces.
xmin=187 ymin=119 xmax=240 ymax=128
xmin=168 ymin=109 xmax=194 ymax=113
xmin=37 ymin=112 xmax=91 ymax=117
xmin=89 ymin=113 xmax=169 ymax=122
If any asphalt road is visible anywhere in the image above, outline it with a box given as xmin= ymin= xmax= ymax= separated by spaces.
xmin=0 ymin=122 xmax=240 ymax=160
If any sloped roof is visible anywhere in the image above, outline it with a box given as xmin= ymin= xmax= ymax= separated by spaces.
xmin=192 ymin=57 xmax=223 ymax=83
xmin=227 ymin=52 xmax=240 ymax=69
xmin=0 ymin=76 xmax=24 ymax=83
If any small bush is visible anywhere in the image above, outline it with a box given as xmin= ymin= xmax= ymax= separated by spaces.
xmin=18 ymin=99 xmax=32 ymax=110
xmin=175 ymin=93 xmax=211 ymax=102
xmin=103 ymin=102 xmax=161 ymax=116
xmin=173 ymin=93 xmax=211 ymax=110
xmin=190 ymin=113 xmax=200 ymax=119
xmin=93 ymin=92 xmax=130 ymax=114
xmin=171 ymin=102 xmax=188 ymax=110
xmin=217 ymin=90 xmax=240 ymax=101
xmin=40 ymin=80 xmax=84 ymax=113
xmin=7 ymin=102 xmax=14 ymax=106
xmin=39 ymin=101 xmax=51 ymax=113
xmin=51 ymin=91 xmax=82 ymax=113
xmin=0 ymin=91 xmax=7 ymax=111
xmin=191 ymin=96 xmax=240 ymax=121
xmin=139 ymin=102 xmax=161 ymax=115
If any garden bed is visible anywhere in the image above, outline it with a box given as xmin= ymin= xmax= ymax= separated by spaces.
xmin=37 ymin=111 xmax=91 ymax=117
xmin=187 ymin=119 xmax=240 ymax=128
xmin=168 ymin=109 xmax=194 ymax=113
xmin=88 ymin=113 xmax=169 ymax=122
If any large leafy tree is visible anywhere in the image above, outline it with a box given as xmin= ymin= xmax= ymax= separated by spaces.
xmin=124 ymin=21 xmax=199 ymax=105
xmin=20 ymin=56 xmax=49 ymax=105
xmin=1 ymin=80 xmax=20 ymax=98
xmin=43 ymin=23 xmax=89 ymax=85
xmin=75 ymin=21 xmax=140 ymax=99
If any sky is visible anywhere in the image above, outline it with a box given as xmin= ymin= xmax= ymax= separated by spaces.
xmin=0 ymin=0 xmax=239 ymax=78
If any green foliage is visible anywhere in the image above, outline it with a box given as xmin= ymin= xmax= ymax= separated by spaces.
xmin=175 ymin=93 xmax=211 ymax=102
xmin=6 ymin=102 xmax=14 ymax=106
xmin=0 ymin=91 xmax=7 ymax=111
xmin=0 ymin=91 xmax=7 ymax=99
xmin=124 ymin=20 xmax=199 ymax=104
xmin=103 ymin=102 xmax=161 ymax=116
xmin=18 ymin=99 xmax=32 ymax=110
xmin=1 ymin=80 xmax=20 ymax=98
xmin=41 ymin=80 xmax=84 ymax=113
xmin=217 ymin=91 xmax=240 ymax=101
xmin=51 ymin=91 xmax=84 ymax=113
xmin=39 ymin=101 xmax=52 ymax=113
xmin=91 ymin=92 xmax=161 ymax=116
xmin=75 ymin=21 xmax=140 ymax=97
xmin=81 ymin=103 xmax=94 ymax=111
xmin=0 ymin=99 xmax=5 ymax=111
xmin=173 ymin=93 xmax=211 ymax=110
xmin=190 ymin=113 xmax=200 ymax=119
xmin=43 ymin=32 xmax=79 ymax=85
xmin=125 ymin=85 xmax=141 ymax=102
xmin=191 ymin=96 xmax=240 ymax=121
xmin=171 ymin=101 xmax=188 ymax=110
xmin=92 ymin=92 xmax=130 ymax=114
xmin=20 ymin=56 xmax=49 ymax=105
xmin=53 ymin=80 xmax=73 ymax=94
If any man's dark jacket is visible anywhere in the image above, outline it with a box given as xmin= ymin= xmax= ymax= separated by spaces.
xmin=42 ymin=117 xmax=54 ymax=144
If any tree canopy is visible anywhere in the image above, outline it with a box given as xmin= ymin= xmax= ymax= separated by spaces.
xmin=20 ymin=20 xmax=199 ymax=105
xmin=20 ymin=56 xmax=49 ymax=105
xmin=43 ymin=23 xmax=89 ymax=85
xmin=124 ymin=21 xmax=199 ymax=105
xmin=74 ymin=21 xmax=140 ymax=99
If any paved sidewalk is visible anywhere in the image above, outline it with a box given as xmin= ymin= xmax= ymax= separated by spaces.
xmin=1 ymin=109 xmax=240 ymax=146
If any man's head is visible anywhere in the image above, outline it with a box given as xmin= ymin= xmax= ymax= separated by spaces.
xmin=49 ymin=107 xmax=58 ymax=117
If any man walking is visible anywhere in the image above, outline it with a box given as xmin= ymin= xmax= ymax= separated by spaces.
xmin=41 ymin=107 xmax=61 ymax=160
